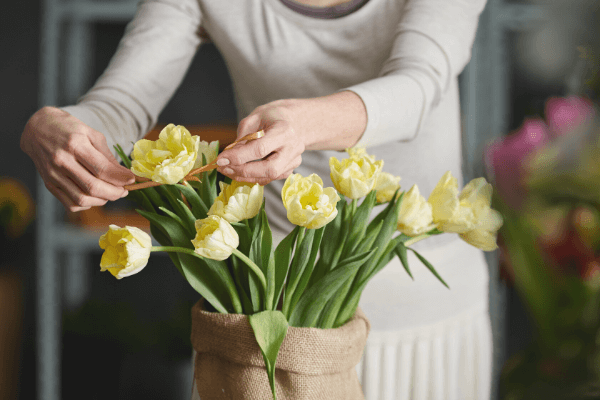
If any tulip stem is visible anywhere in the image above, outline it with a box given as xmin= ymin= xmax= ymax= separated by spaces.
xmin=151 ymin=246 xmax=244 ymax=313
xmin=350 ymin=199 xmax=357 ymax=216
xmin=231 ymin=248 xmax=268 ymax=292
xmin=403 ymin=234 xmax=431 ymax=247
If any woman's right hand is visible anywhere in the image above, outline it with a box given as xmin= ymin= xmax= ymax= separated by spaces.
xmin=20 ymin=106 xmax=136 ymax=212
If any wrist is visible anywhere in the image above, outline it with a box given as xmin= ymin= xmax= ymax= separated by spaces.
xmin=296 ymin=91 xmax=367 ymax=151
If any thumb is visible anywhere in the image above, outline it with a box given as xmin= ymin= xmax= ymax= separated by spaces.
xmin=237 ymin=113 xmax=261 ymax=140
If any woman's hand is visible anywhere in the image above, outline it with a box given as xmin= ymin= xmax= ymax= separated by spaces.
xmin=20 ymin=106 xmax=136 ymax=212
xmin=216 ymin=91 xmax=367 ymax=185
xmin=216 ymin=100 xmax=304 ymax=185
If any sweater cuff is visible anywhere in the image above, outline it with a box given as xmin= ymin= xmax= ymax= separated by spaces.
xmin=345 ymin=71 xmax=434 ymax=148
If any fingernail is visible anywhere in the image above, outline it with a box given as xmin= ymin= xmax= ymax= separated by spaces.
xmin=223 ymin=168 xmax=234 ymax=175
xmin=216 ymin=158 xmax=230 ymax=167
xmin=121 ymin=190 xmax=129 ymax=198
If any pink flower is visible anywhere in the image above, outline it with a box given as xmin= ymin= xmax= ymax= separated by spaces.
xmin=545 ymin=96 xmax=595 ymax=137
xmin=486 ymin=96 xmax=595 ymax=210
xmin=486 ymin=119 xmax=550 ymax=209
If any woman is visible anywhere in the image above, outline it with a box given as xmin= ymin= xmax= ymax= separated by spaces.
xmin=21 ymin=0 xmax=491 ymax=398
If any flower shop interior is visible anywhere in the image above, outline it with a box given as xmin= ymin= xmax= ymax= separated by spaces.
xmin=3 ymin=0 xmax=600 ymax=399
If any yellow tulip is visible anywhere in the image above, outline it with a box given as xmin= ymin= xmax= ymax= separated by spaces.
xmin=373 ymin=171 xmax=401 ymax=203
xmin=281 ymin=173 xmax=340 ymax=229
xmin=397 ymin=185 xmax=437 ymax=236
xmin=329 ymin=150 xmax=383 ymax=199
xmin=131 ymin=124 xmax=199 ymax=184
xmin=457 ymin=178 xmax=504 ymax=251
xmin=192 ymin=140 xmax=219 ymax=169
xmin=99 ymin=225 xmax=152 ymax=279
xmin=428 ymin=171 xmax=474 ymax=233
xmin=346 ymin=146 xmax=375 ymax=161
xmin=459 ymin=211 xmax=503 ymax=251
xmin=191 ymin=215 xmax=239 ymax=261
xmin=208 ymin=180 xmax=264 ymax=223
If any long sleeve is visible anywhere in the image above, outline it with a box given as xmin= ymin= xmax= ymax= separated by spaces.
xmin=61 ymin=0 xmax=204 ymax=156
xmin=347 ymin=0 xmax=487 ymax=148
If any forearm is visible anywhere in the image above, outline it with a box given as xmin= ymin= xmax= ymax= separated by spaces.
xmin=288 ymin=91 xmax=368 ymax=152
xmin=63 ymin=0 xmax=203 ymax=156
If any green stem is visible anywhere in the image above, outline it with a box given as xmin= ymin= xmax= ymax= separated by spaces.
xmin=242 ymin=219 xmax=253 ymax=239
xmin=151 ymin=246 xmax=243 ymax=314
xmin=297 ymin=226 xmax=306 ymax=246
xmin=403 ymin=233 xmax=432 ymax=247
xmin=350 ymin=198 xmax=357 ymax=216
xmin=231 ymin=248 xmax=267 ymax=293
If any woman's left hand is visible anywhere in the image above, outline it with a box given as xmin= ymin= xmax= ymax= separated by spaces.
xmin=216 ymin=92 xmax=367 ymax=185
xmin=216 ymin=99 xmax=304 ymax=185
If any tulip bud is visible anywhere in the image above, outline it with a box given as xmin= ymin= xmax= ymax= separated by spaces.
xmin=208 ymin=180 xmax=264 ymax=223
xmin=192 ymin=216 xmax=239 ymax=261
xmin=397 ymin=185 xmax=436 ymax=236
xmin=131 ymin=124 xmax=200 ymax=184
xmin=99 ymin=225 xmax=152 ymax=279
xmin=281 ymin=173 xmax=340 ymax=229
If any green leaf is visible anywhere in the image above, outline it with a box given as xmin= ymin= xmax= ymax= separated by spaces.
xmin=352 ymin=190 xmax=403 ymax=289
xmin=288 ymin=226 xmax=324 ymax=314
xmin=288 ymin=249 xmax=376 ymax=328
xmin=141 ymin=186 xmax=164 ymax=209
xmin=155 ymin=185 xmax=187 ymax=218
xmin=137 ymin=209 xmax=190 ymax=249
xmin=158 ymin=206 xmax=192 ymax=236
xmin=248 ymin=213 xmax=264 ymax=312
xmin=173 ymin=183 xmax=208 ymax=220
xmin=260 ymin=205 xmax=273 ymax=278
xmin=319 ymin=200 xmax=344 ymax=264
xmin=232 ymin=223 xmax=253 ymax=312
xmin=137 ymin=209 xmax=232 ymax=313
xmin=272 ymin=226 xmax=299 ymax=310
xmin=345 ymin=190 xmax=377 ymax=253
xmin=317 ymin=277 xmax=356 ymax=329
xmin=334 ymin=292 xmax=361 ymax=328
xmin=148 ymin=222 xmax=184 ymax=278
xmin=282 ymin=228 xmax=315 ymax=318
xmin=354 ymin=219 xmax=383 ymax=255
xmin=113 ymin=144 xmax=132 ymax=169
xmin=198 ymin=154 xmax=217 ymax=206
xmin=395 ymin=241 xmax=413 ymax=280
xmin=409 ymin=248 xmax=449 ymax=289
xmin=230 ymin=255 xmax=254 ymax=314
xmin=176 ymin=198 xmax=199 ymax=233
xmin=248 ymin=310 xmax=288 ymax=400
xmin=365 ymin=190 xmax=402 ymax=238
xmin=200 ymin=256 xmax=243 ymax=314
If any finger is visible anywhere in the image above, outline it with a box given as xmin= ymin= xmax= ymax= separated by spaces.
xmin=74 ymin=141 xmax=135 ymax=186
xmin=220 ymin=129 xmax=294 ymax=168
xmin=223 ymin=153 xmax=301 ymax=184
xmin=62 ymin=160 xmax=129 ymax=201
xmin=89 ymin=133 xmax=126 ymax=167
xmin=48 ymin=170 xmax=109 ymax=209
xmin=236 ymin=113 xmax=262 ymax=140
xmin=275 ymin=167 xmax=297 ymax=181
xmin=44 ymin=182 xmax=92 ymax=213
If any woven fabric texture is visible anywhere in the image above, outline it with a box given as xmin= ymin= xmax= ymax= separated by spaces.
xmin=191 ymin=300 xmax=370 ymax=399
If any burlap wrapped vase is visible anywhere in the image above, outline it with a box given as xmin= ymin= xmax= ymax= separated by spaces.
xmin=190 ymin=300 xmax=370 ymax=399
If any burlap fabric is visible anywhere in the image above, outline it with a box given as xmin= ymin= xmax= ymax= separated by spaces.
xmin=190 ymin=300 xmax=370 ymax=399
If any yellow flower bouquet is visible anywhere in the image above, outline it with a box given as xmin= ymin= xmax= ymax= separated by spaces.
xmin=103 ymin=123 xmax=502 ymax=399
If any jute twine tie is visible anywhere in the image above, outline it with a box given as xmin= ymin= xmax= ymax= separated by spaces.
xmin=124 ymin=130 xmax=265 ymax=191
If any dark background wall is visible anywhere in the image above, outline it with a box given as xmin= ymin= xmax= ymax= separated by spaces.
xmin=1 ymin=1 xmax=239 ymax=398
